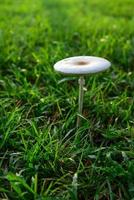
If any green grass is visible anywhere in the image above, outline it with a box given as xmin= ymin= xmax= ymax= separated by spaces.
xmin=0 ymin=0 xmax=134 ymax=199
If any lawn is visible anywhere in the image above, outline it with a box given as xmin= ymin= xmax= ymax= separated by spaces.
xmin=0 ymin=0 xmax=134 ymax=199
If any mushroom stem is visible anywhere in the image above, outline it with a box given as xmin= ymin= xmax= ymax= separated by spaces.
xmin=77 ymin=76 xmax=85 ymax=128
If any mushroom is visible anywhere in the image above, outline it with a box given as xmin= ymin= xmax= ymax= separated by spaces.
xmin=54 ymin=56 xmax=111 ymax=127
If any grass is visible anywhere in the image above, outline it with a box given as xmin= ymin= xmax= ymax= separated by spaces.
xmin=0 ymin=0 xmax=134 ymax=199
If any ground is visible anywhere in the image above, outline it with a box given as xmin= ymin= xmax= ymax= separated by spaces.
xmin=0 ymin=0 xmax=134 ymax=199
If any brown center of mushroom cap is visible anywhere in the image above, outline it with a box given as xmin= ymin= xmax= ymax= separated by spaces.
xmin=75 ymin=61 xmax=89 ymax=65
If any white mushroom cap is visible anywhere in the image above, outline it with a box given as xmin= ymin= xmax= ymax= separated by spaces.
xmin=54 ymin=56 xmax=111 ymax=75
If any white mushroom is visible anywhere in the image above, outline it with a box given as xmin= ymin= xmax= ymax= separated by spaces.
xmin=54 ymin=56 xmax=111 ymax=75
xmin=54 ymin=56 xmax=111 ymax=127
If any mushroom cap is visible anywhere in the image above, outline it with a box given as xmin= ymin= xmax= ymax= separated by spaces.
xmin=54 ymin=56 xmax=111 ymax=75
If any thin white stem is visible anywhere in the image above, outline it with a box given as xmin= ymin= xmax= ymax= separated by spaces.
xmin=77 ymin=76 xmax=85 ymax=128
